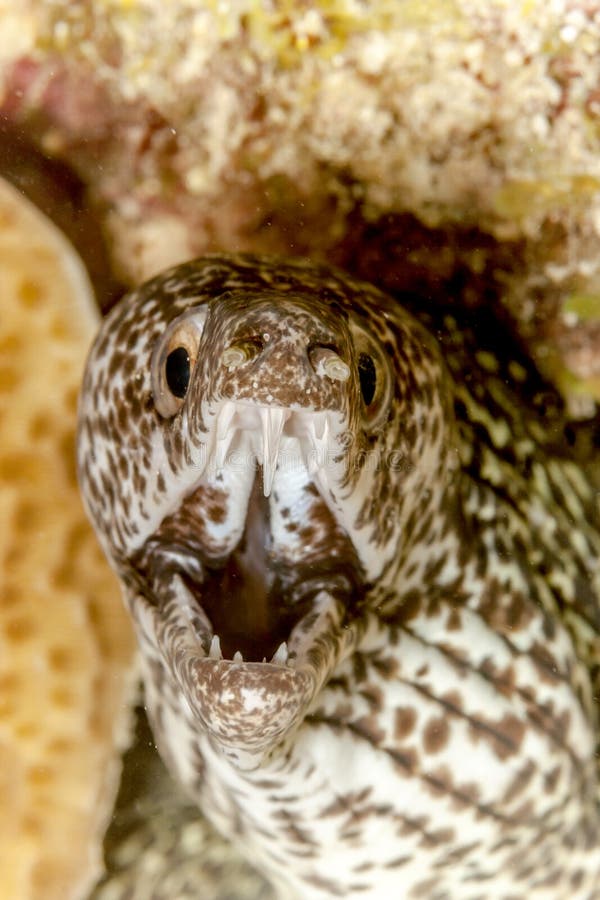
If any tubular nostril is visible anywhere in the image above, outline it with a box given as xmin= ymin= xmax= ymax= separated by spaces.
xmin=222 ymin=346 xmax=247 ymax=370
xmin=324 ymin=355 xmax=350 ymax=382
xmin=222 ymin=339 xmax=263 ymax=370
xmin=309 ymin=346 xmax=351 ymax=382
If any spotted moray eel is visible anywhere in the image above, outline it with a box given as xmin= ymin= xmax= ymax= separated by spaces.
xmin=78 ymin=254 xmax=600 ymax=899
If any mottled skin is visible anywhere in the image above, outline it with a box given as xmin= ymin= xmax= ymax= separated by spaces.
xmin=78 ymin=254 xmax=600 ymax=898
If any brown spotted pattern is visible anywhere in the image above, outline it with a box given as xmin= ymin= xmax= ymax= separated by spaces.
xmin=78 ymin=254 xmax=600 ymax=898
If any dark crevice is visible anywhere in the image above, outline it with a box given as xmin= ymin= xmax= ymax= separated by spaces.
xmin=0 ymin=117 xmax=125 ymax=312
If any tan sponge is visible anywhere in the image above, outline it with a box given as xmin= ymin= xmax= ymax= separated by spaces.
xmin=0 ymin=177 xmax=137 ymax=900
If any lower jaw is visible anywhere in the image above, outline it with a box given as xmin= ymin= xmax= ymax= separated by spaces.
xmin=192 ymin=568 xmax=311 ymax=663
xmin=178 ymin=538 xmax=361 ymax=667
xmin=182 ymin=574 xmax=341 ymax=670
xmin=154 ymin=585 xmax=352 ymax=769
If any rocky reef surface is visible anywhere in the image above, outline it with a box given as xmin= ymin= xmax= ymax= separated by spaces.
xmin=2 ymin=1 xmax=600 ymax=411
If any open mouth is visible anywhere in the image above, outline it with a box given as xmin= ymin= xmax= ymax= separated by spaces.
xmin=140 ymin=488 xmax=358 ymax=766
xmin=123 ymin=414 xmax=367 ymax=769
xmin=138 ymin=402 xmax=362 ymax=677
xmin=128 ymin=401 xmax=365 ymax=764
xmin=181 ymin=475 xmax=315 ymax=665
xmin=145 ymin=474 xmax=358 ymax=672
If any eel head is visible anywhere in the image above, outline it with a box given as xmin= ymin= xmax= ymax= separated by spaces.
xmin=77 ymin=255 xmax=456 ymax=769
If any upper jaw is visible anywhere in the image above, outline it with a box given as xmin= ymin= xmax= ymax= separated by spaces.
xmin=191 ymin=398 xmax=349 ymax=499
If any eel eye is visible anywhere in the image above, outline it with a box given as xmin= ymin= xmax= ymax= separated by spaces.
xmin=349 ymin=322 xmax=391 ymax=429
xmin=165 ymin=347 xmax=191 ymax=398
xmin=151 ymin=306 xmax=208 ymax=417
xmin=358 ymin=353 xmax=377 ymax=406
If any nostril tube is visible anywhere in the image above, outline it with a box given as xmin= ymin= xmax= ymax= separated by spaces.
xmin=309 ymin=346 xmax=351 ymax=382
xmin=325 ymin=355 xmax=351 ymax=382
xmin=222 ymin=346 xmax=247 ymax=370
xmin=222 ymin=339 xmax=263 ymax=370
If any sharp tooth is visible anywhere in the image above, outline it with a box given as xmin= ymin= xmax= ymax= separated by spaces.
xmin=307 ymin=438 xmax=320 ymax=474
xmin=215 ymin=432 xmax=234 ymax=471
xmin=214 ymin=402 xmax=237 ymax=471
xmin=260 ymin=407 xmax=288 ymax=497
xmin=306 ymin=416 xmax=329 ymax=473
xmin=316 ymin=415 xmax=329 ymax=447
xmin=271 ymin=641 xmax=288 ymax=666
xmin=233 ymin=650 xmax=243 ymax=663
xmin=217 ymin=401 xmax=236 ymax=440
xmin=209 ymin=635 xmax=222 ymax=659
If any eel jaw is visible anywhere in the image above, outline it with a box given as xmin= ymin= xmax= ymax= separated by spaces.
xmin=150 ymin=575 xmax=352 ymax=771
xmin=133 ymin=399 xmax=360 ymax=770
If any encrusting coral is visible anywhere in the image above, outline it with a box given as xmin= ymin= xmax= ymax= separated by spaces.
xmin=0 ymin=177 xmax=137 ymax=900
xmin=1 ymin=1 xmax=600 ymax=410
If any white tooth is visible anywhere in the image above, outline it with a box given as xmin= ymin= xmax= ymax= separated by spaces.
xmin=271 ymin=641 xmax=288 ymax=666
xmin=233 ymin=650 xmax=243 ymax=663
xmin=209 ymin=634 xmax=222 ymax=659
xmin=260 ymin=407 xmax=288 ymax=497
xmin=217 ymin=401 xmax=236 ymax=440
xmin=214 ymin=403 xmax=237 ymax=471
xmin=308 ymin=431 xmax=322 ymax=473
xmin=306 ymin=416 xmax=329 ymax=473
xmin=215 ymin=431 xmax=235 ymax=471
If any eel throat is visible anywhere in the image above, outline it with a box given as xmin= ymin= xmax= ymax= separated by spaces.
xmin=200 ymin=474 xmax=297 ymax=661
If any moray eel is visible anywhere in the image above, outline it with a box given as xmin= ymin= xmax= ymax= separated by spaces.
xmin=78 ymin=254 xmax=600 ymax=898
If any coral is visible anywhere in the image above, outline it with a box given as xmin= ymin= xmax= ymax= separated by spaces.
xmin=2 ymin=2 xmax=600 ymax=408
xmin=0 ymin=176 xmax=137 ymax=900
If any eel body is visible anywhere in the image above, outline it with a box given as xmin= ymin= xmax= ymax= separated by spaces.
xmin=77 ymin=254 xmax=600 ymax=898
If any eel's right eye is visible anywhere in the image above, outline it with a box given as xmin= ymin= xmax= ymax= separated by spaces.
xmin=357 ymin=352 xmax=377 ymax=406
xmin=348 ymin=321 xmax=391 ymax=430
xmin=151 ymin=307 xmax=207 ymax=417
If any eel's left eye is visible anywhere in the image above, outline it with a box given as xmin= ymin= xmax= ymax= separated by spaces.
xmin=165 ymin=347 xmax=191 ymax=398
xmin=151 ymin=306 xmax=207 ymax=417
xmin=349 ymin=321 xmax=391 ymax=429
